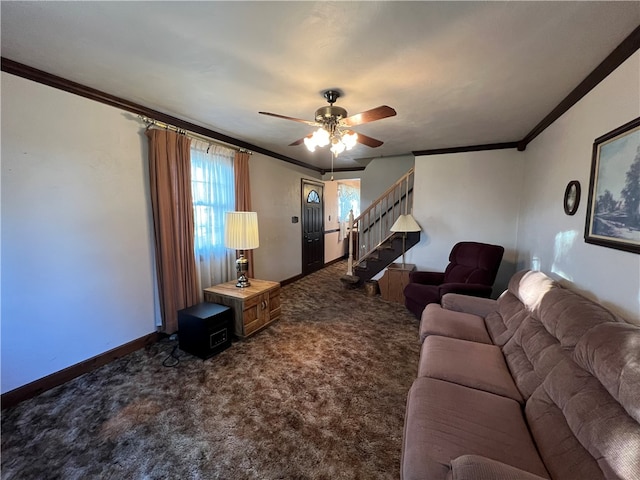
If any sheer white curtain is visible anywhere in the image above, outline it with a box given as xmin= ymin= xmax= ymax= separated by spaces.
xmin=190 ymin=140 xmax=236 ymax=298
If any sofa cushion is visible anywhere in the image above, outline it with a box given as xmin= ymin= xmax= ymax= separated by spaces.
xmin=418 ymin=336 xmax=523 ymax=403
xmin=538 ymin=287 xmax=618 ymax=348
xmin=441 ymin=293 xmax=498 ymax=318
xmin=529 ymin=357 xmax=640 ymax=480
xmin=573 ymin=322 xmax=640 ymax=424
xmin=449 ymin=455 xmax=549 ymax=480
xmin=402 ymin=377 xmax=549 ymax=480
xmin=419 ymin=304 xmax=491 ymax=344
xmin=508 ymin=269 xmax=556 ymax=311
xmin=486 ymin=292 xmax=531 ymax=346
xmin=482 ymin=270 xmax=556 ymax=347
xmin=500 ymin=284 xmax=615 ymax=401
xmin=526 ymin=383 xmax=605 ymax=480
xmin=502 ymin=316 xmax=570 ymax=400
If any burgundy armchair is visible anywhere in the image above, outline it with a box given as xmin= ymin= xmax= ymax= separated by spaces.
xmin=403 ymin=241 xmax=505 ymax=318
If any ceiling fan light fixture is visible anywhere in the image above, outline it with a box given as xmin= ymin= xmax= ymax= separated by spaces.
xmin=314 ymin=128 xmax=330 ymax=147
xmin=342 ymin=131 xmax=358 ymax=150
xmin=303 ymin=136 xmax=316 ymax=152
xmin=304 ymin=127 xmax=331 ymax=152
xmin=330 ymin=138 xmax=346 ymax=156
xmin=259 ymin=89 xmax=395 ymax=157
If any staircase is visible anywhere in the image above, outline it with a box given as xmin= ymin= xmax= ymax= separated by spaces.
xmin=344 ymin=168 xmax=419 ymax=284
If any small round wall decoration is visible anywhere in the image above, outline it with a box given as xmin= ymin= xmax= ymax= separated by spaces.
xmin=563 ymin=180 xmax=581 ymax=215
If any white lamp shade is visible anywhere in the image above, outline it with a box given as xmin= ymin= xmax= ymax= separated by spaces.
xmin=390 ymin=214 xmax=421 ymax=233
xmin=225 ymin=211 xmax=260 ymax=250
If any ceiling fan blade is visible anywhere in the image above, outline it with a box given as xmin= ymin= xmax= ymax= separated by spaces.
xmin=350 ymin=131 xmax=384 ymax=148
xmin=341 ymin=105 xmax=397 ymax=127
xmin=259 ymin=111 xmax=319 ymax=127
xmin=289 ymin=134 xmax=312 ymax=147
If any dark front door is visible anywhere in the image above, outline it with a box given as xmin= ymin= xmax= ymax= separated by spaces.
xmin=302 ymin=179 xmax=324 ymax=275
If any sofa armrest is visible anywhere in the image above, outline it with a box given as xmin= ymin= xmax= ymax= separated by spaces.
xmin=450 ymin=455 xmax=550 ymax=480
xmin=438 ymin=282 xmax=493 ymax=298
xmin=441 ymin=293 xmax=498 ymax=317
xmin=408 ymin=270 xmax=445 ymax=285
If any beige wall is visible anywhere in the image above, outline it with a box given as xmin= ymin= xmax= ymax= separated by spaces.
xmin=1 ymin=73 xmax=158 ymax=393
xmin=323 ymin=180 xmax=342 ymax=263
xmin=411 ymin=149 xmax=525 ymax=295
xmin=517 ymin=51 xmax=640 ymax=322
xmin=249 ymin=153 xmax=320 ymax=282
xmin=410 ymin=52 xmax=640 ymax=321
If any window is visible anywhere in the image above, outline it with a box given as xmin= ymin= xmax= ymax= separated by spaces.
xmin=307 ymin=189 xmax=320 ymax=203
xmin=338 ymin=181 xmax=360 ymax=222
xmin=190 ymin=141 xmax=236 ymax=292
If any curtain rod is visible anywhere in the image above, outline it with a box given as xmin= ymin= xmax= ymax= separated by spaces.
xmin=138 ymin=115 xmax=252 ymax=155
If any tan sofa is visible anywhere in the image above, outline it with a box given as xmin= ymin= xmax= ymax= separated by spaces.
xmin=401 ymin=269 xmax=640 ymax=480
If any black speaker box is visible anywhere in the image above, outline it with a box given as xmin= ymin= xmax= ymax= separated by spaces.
xmin=177 ymin=303 xmax=232 ymax=359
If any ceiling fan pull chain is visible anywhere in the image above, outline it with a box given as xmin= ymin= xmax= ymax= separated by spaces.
xmin=330 ymin=151 xmax=335 ymax=181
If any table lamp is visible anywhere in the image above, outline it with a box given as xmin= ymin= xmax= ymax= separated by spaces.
xmin=390 ymin=214 xmax=421 ymax=267
xmin=225 ymin=211 xmax=259 ymax=287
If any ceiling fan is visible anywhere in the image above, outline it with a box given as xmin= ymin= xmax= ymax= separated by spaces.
xmin=259 ymin=90 xmax=397 ymax=156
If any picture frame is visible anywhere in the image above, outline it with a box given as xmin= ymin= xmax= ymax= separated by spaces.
xmin=584 ymin=117 xmax=640 ymax=254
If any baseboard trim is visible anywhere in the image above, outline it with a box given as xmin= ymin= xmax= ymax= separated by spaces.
xmin=280 ymin=273 xmax=305 ymax=286
xmin=280 ymin=256 xmax=347 ymax=287
xmin=325 ymin=256 xmax=348 ymax=268
xmin=1 ymin=332 xmax=160 ymax=410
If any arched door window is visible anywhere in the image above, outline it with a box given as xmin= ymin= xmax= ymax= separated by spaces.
xmin=307 ymin=189 xmax=320 ymax=203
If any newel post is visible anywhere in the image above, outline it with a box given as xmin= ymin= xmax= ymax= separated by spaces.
xmin=347 ymin=209 xmax=354 ymax=276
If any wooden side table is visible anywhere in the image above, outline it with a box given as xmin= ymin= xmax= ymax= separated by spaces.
xmin=378 ymin=263 xmax=416 ymax=304
xmin=203 ymin=279 xmax=281 ymax=339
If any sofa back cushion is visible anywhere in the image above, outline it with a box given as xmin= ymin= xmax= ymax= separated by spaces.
xmin=526 ymin=378 xmax=605 ymax=479
xmin=485 ymin=291 xmax=531 ymax=346
xmin=499 ymin=275 xmax=615 ymax=401
xmin=484 ymin=270 xmax=557 ymax=347
xmin=538 ymin=288 xmax=619 ymax=348
xmin=574 ymin=322 xmax=640 ymax=425
xmin=443 ymin=241 xmax=504 ymax=285
xmin=502 ymin=316 xmax=568 ymax=399
xmin=508 ymin=270 xmax=557 ymax=312
xmin=526 ymin=322 xmax=640 ymax=480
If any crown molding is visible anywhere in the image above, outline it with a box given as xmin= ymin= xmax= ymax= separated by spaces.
xmin=413 ymin=142 xmax=518 ymax=156
xmin=518 ymin=25 xmax=640 ymax=151
xmin=1 ymin=57 xmax=323 ymax=173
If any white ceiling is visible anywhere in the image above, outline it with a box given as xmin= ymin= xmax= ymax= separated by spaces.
xmin=2 ymin=1 xmax=639 ymax=171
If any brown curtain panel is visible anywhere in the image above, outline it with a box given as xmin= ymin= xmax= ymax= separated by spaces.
xmin=146 ymin=129 xmax=199 ymax=333
xmin=234 ymin=151 xmax=254 ymax=278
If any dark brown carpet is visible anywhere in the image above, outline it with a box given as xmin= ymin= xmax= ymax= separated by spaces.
xmin=1 ymin=261 xmax=420 ymax=479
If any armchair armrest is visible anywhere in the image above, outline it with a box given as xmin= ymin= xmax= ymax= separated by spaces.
xmin=438 ymin=282 xmax=493 ymax=298
xmin=450 ymin=455 xmax=549 ymax=480
xmin=441 ymin=293 xmax=498 ymax=317
xmin=409 ymin=270 xmax=445 ymax=285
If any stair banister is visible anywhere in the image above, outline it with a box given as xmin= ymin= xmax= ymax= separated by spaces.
xmin=350 ymin=168 xmax=414 ymax=268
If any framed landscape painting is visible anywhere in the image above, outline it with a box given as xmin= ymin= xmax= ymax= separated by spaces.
xmin=584 ymin=117 xmax=640 ymax=254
